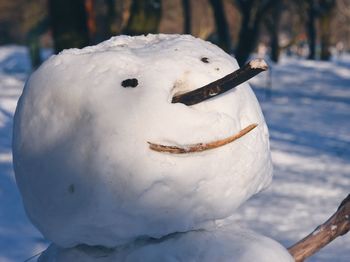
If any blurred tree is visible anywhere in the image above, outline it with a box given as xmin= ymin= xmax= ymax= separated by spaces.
xmin=306 ymin=0 xmax=317 ymax=59
xmin=48 ymin=0 xmax=90 ymax=53
xmin=109 ymin=0 xmax=128 ymax=34
xmin=123 ymin=0 xmax=162 ymax=35
xmin=264 ymin=1 xmax=282 ymax=62
xmin=182 ymin=0 xmax=191 ymax=34
xmin=334 ymin=0 xmax=350 ymax=52
xmin=190 ymin=0 xmax=215 ymax=40
xmin=208 ymin=0 xmax=231 ymax=52
xmin=304 ymin=0 xmax=336 ymax=60
xmin=85 ymin=0 xmax=97 ymax=42
xmin=337 ymin=0 xmax=350 ymax=18
xmin=92 ymin=0 xmax=127 ymax=42
xmin=0 ymin=0 xmax=26 ymax=44
xmin=159 ymin=0 xmax=183 ymax=34
xmin=20 ymin=0 xmax=48 ymax=68
xmin=234 ymin=0 xmax=279 ymax=66
xmin=27 ymin=17 xmax=49 ymax=69
xmin=279 ymin=1 xmax=308 ymax=57
xmin=318 ymin=0 xmax=336 ymax=60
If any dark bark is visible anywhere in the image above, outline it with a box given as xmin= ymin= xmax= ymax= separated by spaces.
xmin=172 ymin=59 xmax=268 ymax=106
xmin=48 ymin=0 xmax=90 ymax=53
xmin=270 ymin=30 xmax=279 ymax=62
xmin=319 ymin=14 xmax=331 ymax=60
xmin=208 ymin=0 xmax=231 ymax=52
xmin=235 ymin=0 xmax=279 ymax=66
xmin=106 ymin=0 xmax=119 ymax=35
xmin=319 ymin=0 xmax=336 ymax=60
xmin=85 ymin=0 xmax=97 ymax=42
xmin=92 ymin=0 xmax=120 ymax=42
xmin=265 ymin=1 xmax=282 ymax=63
xmin=235 ymin=11 xmax=260 ymax=66
xmin=123 ymin=0 xmax=162 ymax=35
xmin=306 ymin=0 xmax=317 ymax=59
xmin=182 ymin=0 xmax=191 ymax=34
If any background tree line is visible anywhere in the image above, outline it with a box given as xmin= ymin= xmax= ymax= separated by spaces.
xmin=0 ymin=0 xmax=349 ymax=68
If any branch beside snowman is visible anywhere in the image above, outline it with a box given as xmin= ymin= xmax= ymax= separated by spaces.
xmin=288 ymin=194 xmax=350 ymax=262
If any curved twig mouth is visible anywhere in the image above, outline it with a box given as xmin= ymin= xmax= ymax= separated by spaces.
xmin=148 ymin=123 xmax=258 ymax=154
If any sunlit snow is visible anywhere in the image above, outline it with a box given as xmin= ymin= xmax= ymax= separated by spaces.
xmin=0 ymin=44 xmax=349 ymax=261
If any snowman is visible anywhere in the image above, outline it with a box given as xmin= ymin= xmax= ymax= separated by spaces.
xmin=13 ymin=34 xmax=293 ymax=261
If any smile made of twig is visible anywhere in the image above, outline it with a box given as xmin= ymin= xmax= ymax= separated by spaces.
xmin=148 ymin=124 xmax=257 ymax=154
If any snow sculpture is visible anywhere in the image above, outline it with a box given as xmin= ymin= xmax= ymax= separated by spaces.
xmin=39 ymin=222 xmax=293 ymax=262
xmin=13 ymin=34 xmax=293 ymax=261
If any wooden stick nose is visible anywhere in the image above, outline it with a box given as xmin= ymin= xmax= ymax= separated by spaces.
xmin=172 ymin=59 xmax=268 ymax=106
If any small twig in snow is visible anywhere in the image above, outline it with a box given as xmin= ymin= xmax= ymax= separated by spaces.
xmin=148 ymin=123 xmax=257 ymax=154
xmin=172 ymin=59 xmax=268 ymax=106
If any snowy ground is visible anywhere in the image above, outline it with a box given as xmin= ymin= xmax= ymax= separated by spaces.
xmin=0 ymin=46 xmax=48 ymax=262
xmin=0 ymin=46 xmax=349 ymax=261
xmin=234 ymin=54 xmax=350 ymax=261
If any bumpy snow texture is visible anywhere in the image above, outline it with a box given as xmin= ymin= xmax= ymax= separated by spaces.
xmin=13 ymin=34 xmax=273 ymax=248
xmin=38 ymin=222 xmax=293 ymax=262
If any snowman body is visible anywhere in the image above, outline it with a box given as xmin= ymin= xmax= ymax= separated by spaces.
xmin=13 ymin=35 xmax=292 ymax=261
xmin=39 ymin=222 xmax=293 ymax=262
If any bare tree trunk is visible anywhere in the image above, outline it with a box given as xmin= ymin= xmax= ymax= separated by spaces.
xmin=319 ymin=15 xmax=331 ymax=60
xmin=93 ymin=0 xmax=121 ymax=42
xmin=85 ymin=0 xmax=97 ymax=43
xmin=270 ymin=30 xmax=279 ymax=62
xmin=235 ymin=11 xmax=259 ymax=66
xmin=182 ymin=0 xmax=191 ymax=34
xmin=265 ymin=1 xmax=282 ymax=63
xmin=318 ymin=0 xmax=336 ymax=60
xmin=234 ymin=0 xmax=279 ymax=66
xmin=106 ymin=0 xmax=120 ymax=36
xmin=306 ymin=0 xmax=317 ymax=59
xmin=208 ymin=0 xmax=231 ymax=53
xmin=48 ymin=0 xmax=90 ymax=53
xmin=123 ymin=0 xmax=162 ymax=35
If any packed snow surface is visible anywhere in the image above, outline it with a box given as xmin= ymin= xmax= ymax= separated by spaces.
xmin=38 ymin=222 xmax=293 ymax=262
xmin=1 ymin=45 xmax=349 ymax=262
xmin=12 ymin=35 xmax=272 ymax=248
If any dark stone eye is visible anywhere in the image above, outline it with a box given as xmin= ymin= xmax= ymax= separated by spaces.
xmin=122 ymin=78 xmax=138 ymax=88
xmin=201 ymin=57 xmax=209 ymax=63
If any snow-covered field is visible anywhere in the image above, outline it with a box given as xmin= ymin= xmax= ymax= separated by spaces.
xmin=0 ymin=46 xmax=349 ymax=261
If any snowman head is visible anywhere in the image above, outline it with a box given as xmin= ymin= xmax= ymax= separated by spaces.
xmin=13 ymin=34 xmax=272 ymax=248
